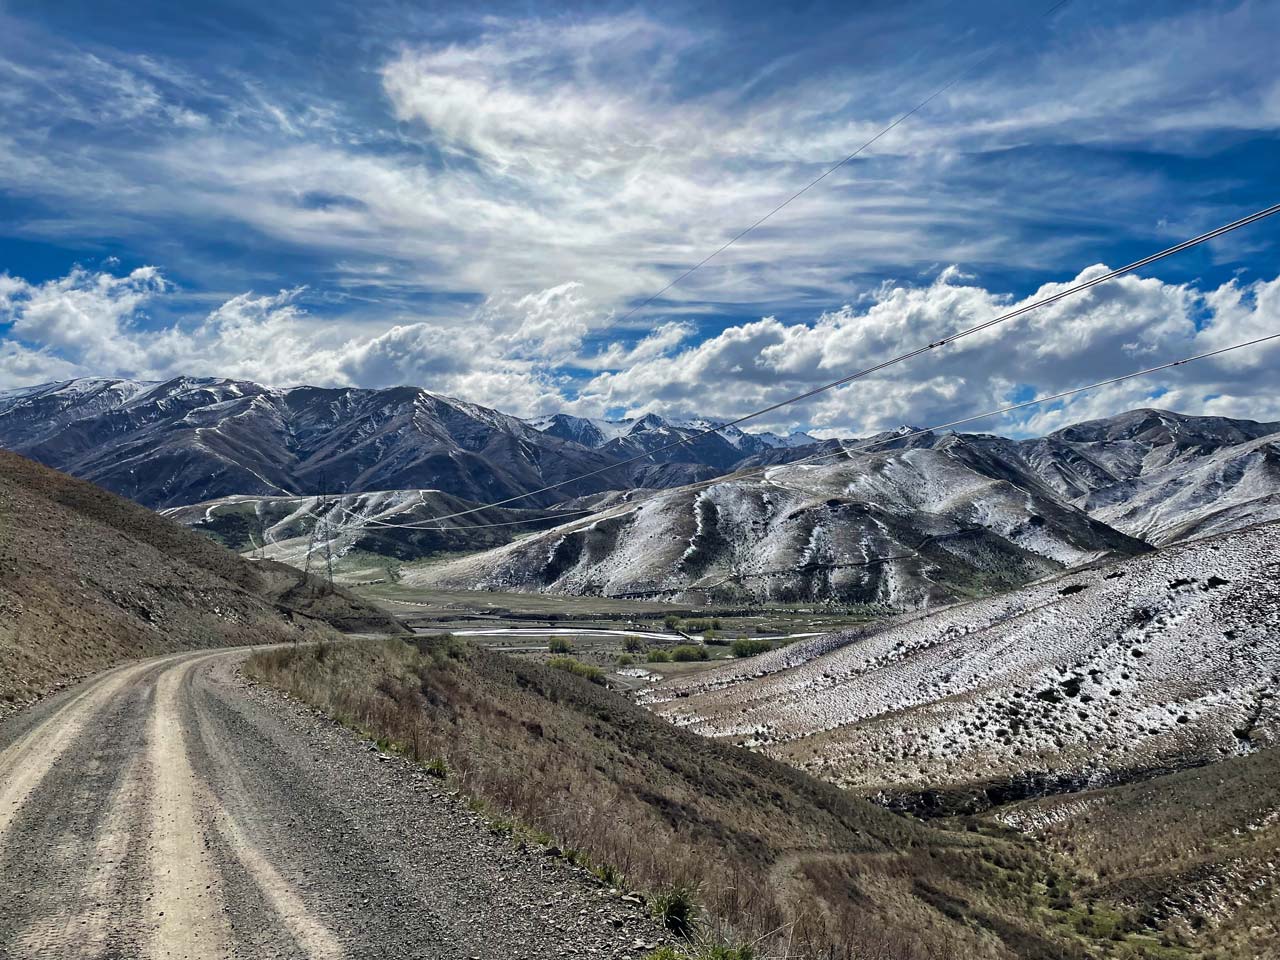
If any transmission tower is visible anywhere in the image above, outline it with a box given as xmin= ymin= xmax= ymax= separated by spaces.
xmin=302 ymin=493 xmax=319 ymax=578
xmin=320 ymin=491 xmax=334 ymax=588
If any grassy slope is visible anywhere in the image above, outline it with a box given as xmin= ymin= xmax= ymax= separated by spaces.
xmin=247 ymin=636 xmax=1197 ymax=960
xmin=998 ymin=748 xmax=1280 ymax=959
xmin=0 ymin=450 xmax=402 ymax=714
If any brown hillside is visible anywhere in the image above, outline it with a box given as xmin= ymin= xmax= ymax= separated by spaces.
xmin=0 ymin=450 xmax=403 ymax=716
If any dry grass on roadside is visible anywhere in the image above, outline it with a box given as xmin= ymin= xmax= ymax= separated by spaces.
xmin=246 ymin=636 xmax=1194 ymax=960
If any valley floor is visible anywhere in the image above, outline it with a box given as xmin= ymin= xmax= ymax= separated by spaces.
xmin=0 ymin=647 xmax=666 ymax=959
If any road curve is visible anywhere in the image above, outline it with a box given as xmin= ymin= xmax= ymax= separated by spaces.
xmin=0 ymin=646 xmax=664 ymax=959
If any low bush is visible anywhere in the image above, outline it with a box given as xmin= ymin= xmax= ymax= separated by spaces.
xmin=649 ymin=884 xmax=700 ymax=938
xmin=424 ymin=757 xmax=448 ymax=778
xmin=617 ymin=654 xmax=635 ymax=666
xmin=414 ymin=632 xmax=467 ymax=666
xmin=646 ymin=650 xmax=672 ymax=663
xmin=547 ymin=656 xmax=604 ymax=684
xmin=647 ymin=948 xmax=754 ymax=960
xmin=624 ymin=637 xmax=646 ymax=653
xmin=730 ymin=639 xmax=772 ymax=658
xmin=548 ymin=637 xmax=574 ymax=654
xmin=671 ymin=645 xmax=709 ymax=662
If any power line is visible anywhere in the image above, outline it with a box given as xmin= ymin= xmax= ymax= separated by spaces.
xmin=319 ymin=331 xmax=1280 ymax=535
xmin=381 ymin=202 xmax=1280 ymax=529
xmin=750 ymin=331 xmax=1280 ymax=475
xmin=354 ymin=507 xmax=601 ymax=531
xmin=610 ymin=0 xmax=1075 ymax=329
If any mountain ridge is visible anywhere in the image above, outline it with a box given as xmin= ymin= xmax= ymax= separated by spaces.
xmin=0 ymin=377 xmax=823 ymax=509
xmin=401 ymin=407 xmax=1280 ymax=604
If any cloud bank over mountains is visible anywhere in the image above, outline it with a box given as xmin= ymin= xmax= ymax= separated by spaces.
xmin=1 ymin=260 xmax=1276 ymax=435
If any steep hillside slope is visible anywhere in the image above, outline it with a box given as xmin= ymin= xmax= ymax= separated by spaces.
xmin=407 ymin=439 xmax=1149 ymax=605
xmin=990 ymin=409 xmax=1280 ymax=543
xmin=996 ymin=747 xmax=1280 ymax=959
xmin=647 ymin=520 xmax=1279 ymax=804
xmin=0 ymin=451 xmax=401 ymax=716
xmin=1081 ymin=432 xmax=1280 ymax=543
xmin=247 ymin=634 xmax=1191 ymax=960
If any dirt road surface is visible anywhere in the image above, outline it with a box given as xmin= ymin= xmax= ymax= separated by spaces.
xmin=0 ymin=648 xmax=667 ymax=959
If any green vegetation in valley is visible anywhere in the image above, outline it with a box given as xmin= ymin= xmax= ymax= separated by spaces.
xmin=546 ymin=656 xmax=605 ymax=684
xmin=730 ymin=639 xmax=772 ymax=658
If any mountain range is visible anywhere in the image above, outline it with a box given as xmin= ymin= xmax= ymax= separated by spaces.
xmin=0 ymin=378 xmax=814 ymax=509
xmin=408 ymin=408 xmax=1280 ymax=604
xmin=3 ymin=378 xmax=1279 ymax=609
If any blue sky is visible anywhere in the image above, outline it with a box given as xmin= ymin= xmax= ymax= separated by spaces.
xmin=0 ymin=0 xmax=1277 ymax=435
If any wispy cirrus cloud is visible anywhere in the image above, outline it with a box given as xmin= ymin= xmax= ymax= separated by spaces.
xmin=0 ymin=1 xmax=1277 ymax=432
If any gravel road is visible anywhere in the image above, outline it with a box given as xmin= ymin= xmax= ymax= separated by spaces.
xmin=0 ymin=647 xmax=669 ymax=959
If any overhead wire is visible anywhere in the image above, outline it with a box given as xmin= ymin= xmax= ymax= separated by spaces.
xmin=357 ymin=201 xmax=1280 ymax=530
xmin=350 ymin=1 xmax=1083 ymax=549
xmin=609 ymin=0 xmax=1075 ymax=329
xmin=305 ymin=331 xmax=1280 ymax=537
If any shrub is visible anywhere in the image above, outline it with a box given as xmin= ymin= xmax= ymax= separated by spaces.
xmin=671 ymin=645 xmax=709 ymax=662
xmin=647 ymin=650 xmax=672 ymax=663
xmin=731 ymin=639 xmax=772 ymax=658
xmin=650 ymin=883 xmax=700 ymax=938
xmin=625 ymin=636 xmax=646 ymax=653
xmin=547 ymin=656 xmax=604 ymax=684
xmin=416 ymin=633 xmax=467 ymax=666
xmin=424 ymin=757 xmax=448 ymax=778
xmin=594 ymin=861 xmax=622 ymax=886
xmin=548 ymin=637 xmax=574 ymax=654
xmin=663 ymin=614 xmax=681 ymax=629
xmin=617 ymin=654 xmax=635 ymax=666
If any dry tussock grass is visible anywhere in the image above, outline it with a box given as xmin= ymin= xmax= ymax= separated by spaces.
xmin=245 ymin=635 xmax=1212 ymax=960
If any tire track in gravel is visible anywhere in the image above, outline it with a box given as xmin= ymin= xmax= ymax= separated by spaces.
xmin=144 ymin=653 xmax=235 ymax=960
xmin=0 ymin=646 xmax=668 ymax=960
xmin=169 ymin=653 xmax=345 ymax=960
xmin=0 ymin=660 xmax=169 ymax=958
xmin=0 ymin=659 xmax=158 ymax=839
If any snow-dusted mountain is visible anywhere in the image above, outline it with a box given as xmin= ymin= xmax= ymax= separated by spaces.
xmin=527 ymin=411 xmax=818 ymax=469
xmin=646 ymin=518 xmax=1280 ymax=806
xmin=0 ymin=378 xmax=789 ymax=509
xmin=404 ymin=434 xmax=1153 ymax=605
xmin=404 ymin=409 xmax=1280 ymax=605
xmin=4 ymin=377 xmax=1278 ymax=607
